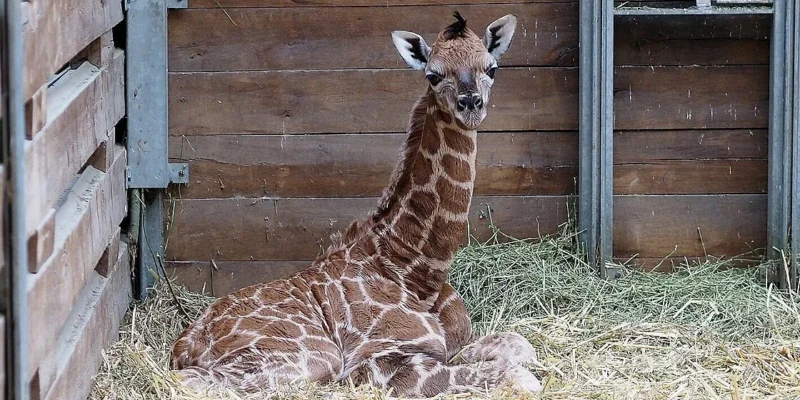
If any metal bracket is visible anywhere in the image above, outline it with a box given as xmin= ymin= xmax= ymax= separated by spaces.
xmin=167 ymin=0 xmax=188 ymax=9
xmin=169 ymin=163 xmax=190 ymax=184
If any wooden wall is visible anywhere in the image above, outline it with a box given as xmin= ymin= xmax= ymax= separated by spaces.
xmin=165 ymin=0 xmax=770 ymax=294
xmin=16 ymin=0 xmax=132 ymax=398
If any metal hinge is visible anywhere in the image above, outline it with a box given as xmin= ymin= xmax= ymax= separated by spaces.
xmin=168 ymin=163 xmax=190 ymax=185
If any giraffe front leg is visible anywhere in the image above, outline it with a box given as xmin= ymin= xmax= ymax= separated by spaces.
xmin=355 ymin=351 xmax=541 ymax=397
xmin=459 ymin=331 xmax=539 ymax=368
xmin=430 ymin=282 xmax=473 ymax=361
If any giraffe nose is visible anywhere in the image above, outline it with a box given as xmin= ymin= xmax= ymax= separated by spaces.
xmin=457 ymin=94 xmax=483 ymax=111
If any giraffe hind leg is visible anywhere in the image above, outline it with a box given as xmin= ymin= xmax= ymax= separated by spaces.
xmin=356 ymin=350 xmax=540 ymax=397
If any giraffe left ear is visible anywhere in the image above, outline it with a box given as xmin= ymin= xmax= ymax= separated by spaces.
xmin=482 ymin=14 xmax=517 ymax=60
xmin=391 ymin=31 xmax=431 ymax=70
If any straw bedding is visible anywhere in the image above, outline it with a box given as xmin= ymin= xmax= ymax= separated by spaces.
xmin=89 ymin=225 xmax=800 ymax=400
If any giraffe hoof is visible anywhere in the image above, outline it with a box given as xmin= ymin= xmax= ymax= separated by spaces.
xmin=508 ymin=365 xmax=543 ymax=393
xmin=461 ymin=332 xmax=537 ymax=367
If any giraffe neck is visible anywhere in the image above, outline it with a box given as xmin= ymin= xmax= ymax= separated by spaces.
xmin=370 ymin=89 xmax=477 ymax=300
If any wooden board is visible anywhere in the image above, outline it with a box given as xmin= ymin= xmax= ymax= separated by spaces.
xmin=614 ymin=160 xmax=767 ymax=195
xmin=168 ymin=5 xmax=768 ymax=72
xmin=614 ymin=129 xmax=767 ymax=162
xmin=25 ymin=50 xmax=125 ymax=237
xmin=166 ymin=196 xmax=570 ymax=262
xmin=613 ymin=194 xmax=766 ymax=259
xmin=187 ymin=0 xmax=568 ymax=8
xmin=168 ymin=132 xmax=577 ymax=198
xmin=166 ymin=260 xmax=311 ymax=296
xmin=168 ymin=65 xmax=767 ymax=136
xmin=23 ymin=0 xmax=124 ymax=99
xmin=168 ymin=4 xmax=578 ymax=71
xmin=40 ymin=241 xmax=131 ymax=400
xmin=613 ymin=66 xmax=769 ymax=131
xmin=27 ymin=148 xmax=127 ymax=379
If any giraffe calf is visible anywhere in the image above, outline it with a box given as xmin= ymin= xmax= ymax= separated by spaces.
xmin=170 ymin=11 xmax=543 ymax=398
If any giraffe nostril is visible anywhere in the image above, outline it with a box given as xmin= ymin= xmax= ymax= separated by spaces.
xmin=474 ymin=97 xmax=484 ymax=110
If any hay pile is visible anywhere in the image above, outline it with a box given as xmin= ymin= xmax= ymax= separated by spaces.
xmin=90 ymin=227 xmax=800 ymax=400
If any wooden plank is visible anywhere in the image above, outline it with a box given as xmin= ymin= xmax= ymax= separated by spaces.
xmin=168 ymin=132 xmax=577 ymax=198
xmin=23 ymin=0 xmax=124 ymax=99
xmin=166 ymin=260 xmax=311 ymax=296
xmin=614 ymin=65 xmax=769 ymax=130
xmin=25 ymin=50 xmax=125 ymax=237
xmin=94 ymin=231 xmax=121 ymax=278
xmin=168 ymin=4 xmax=578 ymax=71
xmin=27 ymin=148 xmax=127 ymax=380
xmin=168 ymin=5 xmax=768 ymax=72
xmin=613 ymin=194 xmax=766 ymax=259
xmin=614 ymin=129 xmax=768 ymax=162
xmin=187 ymin=0 xmax=569 ymax=8
xmin=169 ymin=65 xmax=767 ymax=136
xmin=169 ymin=68 xmax=577 ymax=135
xmin=614 ymin=160 xmax=767 ymax=194
xmin=40 ymin=241 xmax=131 ymax=400
xmin=166 ymin=196 xmax=570 ymax=262
xmin=25 ymin=85 xmax=47 ymax=139
xmin=613 ymin=15 xmax=769 ymax=66
xmin=27 ymin=208 xmax=55 ymax=273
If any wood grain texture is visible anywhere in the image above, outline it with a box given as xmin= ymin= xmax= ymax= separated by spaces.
xmin=613 ymin=194 xmax=766 ymax=259
xmin=614 ymin=160 xmax=767 ymax=195
xmin=168 ymin=5 xmax=767 ymax=72
xmin=28 ymin=208 xmax=55 ymax=273
xmin=166 ymin=260 xmax=311 ymax=296
xmin=27 ymin=148 xmax=127 ymax=379
xmin=168 ymin=66 xmax=766 ymax=136
xmin=614 ymin=129 xmax=767 ymax=162
xmin=25 ymin=51 xmax=125 ymax=237
xmin=166 ymin=196 xmax=570 ymax=261
xmin=613 ymin=66 xmax=769 ymax=130
xmin=186 ymin=0 xmax=570 ymax=8
xmin=23 ymin=0 xmax=123 ymax=99
xmin=40 ymin=241 xmax=131 ymax=400
xmin=168 ymin=132 xmax=577 ymax=198
xmin=168 ymin=4 xmax=578 ymax=71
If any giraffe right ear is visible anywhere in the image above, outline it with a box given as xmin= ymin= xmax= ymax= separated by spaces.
xmin=391 ymin=31 xmax=431 ymax=70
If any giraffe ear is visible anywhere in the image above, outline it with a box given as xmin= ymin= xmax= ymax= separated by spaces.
xmin=482 ymin=14 xmax=517 ymax=60
xmin=391 ymin=31 xmax=431 ymax=70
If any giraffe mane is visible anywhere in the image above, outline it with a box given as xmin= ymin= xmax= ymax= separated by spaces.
xmin=441 ymin=11 xmax=468 ymax=41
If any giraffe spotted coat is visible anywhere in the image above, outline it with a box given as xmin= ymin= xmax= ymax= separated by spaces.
xmin=171 ymin=12 xmax=542 ymax=397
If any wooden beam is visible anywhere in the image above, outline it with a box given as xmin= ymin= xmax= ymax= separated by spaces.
xmin=24 ymin=85 xmax=46 ymax=139
xmin=26 ymin=147 xmax=127 ymax=380
xmin=24 ymin=50 xmax=125 ymax=238
xmin=27 ymin=208 xmax=55 ymax=273
xmin=22 ymin=0 xmax=123 ymax=99
xmin=39 ymin=240 xmax=130 ymax=400
xmin=166 ymin=196 xmax=570 ymax=262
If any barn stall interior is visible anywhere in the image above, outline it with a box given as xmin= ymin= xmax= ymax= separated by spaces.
xmin=1 ymin=0 xmax=800 ymax=399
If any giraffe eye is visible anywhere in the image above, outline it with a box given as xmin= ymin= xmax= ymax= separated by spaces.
xmin=426 ymin=73 xmax=442 ymax=86
xmin=486 ymin=67 xmax=498 ymax=79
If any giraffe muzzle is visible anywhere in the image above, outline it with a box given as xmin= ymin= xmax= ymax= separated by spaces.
xmin=456 ymin=94 xmax=483 ymax=112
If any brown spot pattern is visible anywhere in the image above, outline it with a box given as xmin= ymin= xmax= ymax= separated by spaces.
xmin=441 ymin=128 xmax=474 ymax=154
xmin=436 ymin=177 xmax=471 ymax=214
xmin=441 ymin=154 xmax=471 ymax=182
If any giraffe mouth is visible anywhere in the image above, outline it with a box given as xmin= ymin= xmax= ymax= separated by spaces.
xmin=457 ymin=110 xmax=485 ymax=130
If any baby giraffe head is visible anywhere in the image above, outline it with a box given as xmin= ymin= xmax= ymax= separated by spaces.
xmin=391 ymin=12 xmax=517 ymax=130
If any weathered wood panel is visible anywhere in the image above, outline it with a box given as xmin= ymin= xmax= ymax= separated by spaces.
xmin=166 ymin=260 xmax=311 ymax=296
xmin=168 ymin=6 xmax=768 ymax=72
xmin=168 ymin=4 xmax=578 ymax=71
xmin=25 ymin=51 xmax=125 ymax=237
xmin=27 ymin=148 xmax=127 ymax=379
xmin=614 ymin=160 xmax=767 ymax=194
xmin=169 ymin=66 xmax=767 ymax=136
xmin=166 ymin=196 xmax=570 ymax=261
xmin=168 ymin=132 xmax=577 ymax=198
xmin=614 ymin=129 xmax=768 ymax=162
xmin=614 ymin=194 xmax=766 ymax=259
xmin=23 ymin=0 xmax=123 ymax=99
xmin=40 ymin=241 xmax=130 ymax=400
xmin=187 ymin=0 xmax=570 ymax=8
xmin=613 ymin=66 xmax=769 ymax=130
